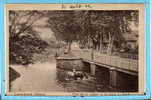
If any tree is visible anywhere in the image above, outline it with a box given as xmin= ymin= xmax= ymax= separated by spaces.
xmin=47 ymin=11 xmax=82 ymax=52
xmin=47 ymin=10 xmax=138 ymax=56
xmin=9 ymin=10 xmax=48 ymax=64
xmin=104 ymin=11 xmax=138 ymax=55
xmin=9 ymin=10 xmax=44 ymax=38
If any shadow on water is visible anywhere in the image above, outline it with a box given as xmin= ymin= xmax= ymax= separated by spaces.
xmin=56 ymin=66 xmax=138 ymax=92
xmin=56 ymin=68 xmax=113 ymax=92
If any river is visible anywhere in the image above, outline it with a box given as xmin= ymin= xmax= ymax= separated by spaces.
xmin=10 ymin=60 xmax=116 ymax=93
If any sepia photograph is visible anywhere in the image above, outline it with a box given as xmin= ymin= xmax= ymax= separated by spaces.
xmin=6 ymin=4 xmax=145 ymax=96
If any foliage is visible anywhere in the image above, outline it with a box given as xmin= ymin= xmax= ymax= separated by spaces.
xmin=9 ymin=11 xmax=49 ymax=64
xmin=47 ymin=11 xmax=82 ymax=52
xmin=47 ymin=10 xmax=138 ymax=55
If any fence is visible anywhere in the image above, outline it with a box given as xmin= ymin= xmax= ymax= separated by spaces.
xmin=72 ymin=49 xmax=138 ymax=72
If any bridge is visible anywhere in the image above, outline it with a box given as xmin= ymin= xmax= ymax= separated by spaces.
xmin=72 ymin=49 xmax=138 ymax=74
xmin=72 ymin=49 xmax=138 ymax=88
xmin=57 ymin=49 xmax=138 ymax=89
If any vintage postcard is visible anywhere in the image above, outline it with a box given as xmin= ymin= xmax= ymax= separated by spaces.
xmin=5 ymin=4 xmax=145 ymax=96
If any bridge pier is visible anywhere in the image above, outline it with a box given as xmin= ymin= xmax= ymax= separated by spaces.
xmin=109 ymin=67 xmax=118 ymax=88
xmin=90 ymin=62 xmax=96 ymax=76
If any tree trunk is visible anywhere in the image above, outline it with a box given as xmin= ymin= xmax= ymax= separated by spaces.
xmin=99 ymin=40 xmax=103 ymax=53
xmin=107 ymin=32 xmax=114 ymax=55
xmin=91 ymin=38 xmax=94 ymax=60
xmin=91 ymin=47 xmax=94 ymax=60
xmin=96 ymin=42 xmax=99 ymax=51
xmin=67 ymin=41 xmax=72 ymax=53
xmin=88 ymin=38 xmax=91 ymax=49
xmin=107 ymin=40 xmax=113 ymax=55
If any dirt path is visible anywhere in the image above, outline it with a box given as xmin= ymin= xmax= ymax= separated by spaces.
xmin=10 ymin=62 xmax=65 ymax=92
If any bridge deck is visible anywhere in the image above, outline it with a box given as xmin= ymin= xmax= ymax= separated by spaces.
xmin=72 ymin=49 xmax=138 ymax=72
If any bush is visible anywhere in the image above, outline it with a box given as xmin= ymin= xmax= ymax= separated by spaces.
xmin=9 ymin=34 xmax=49 ymax=65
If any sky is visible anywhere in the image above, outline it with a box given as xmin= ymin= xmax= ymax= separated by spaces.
xmin=33 ymin=17 xmax=54 ymax=40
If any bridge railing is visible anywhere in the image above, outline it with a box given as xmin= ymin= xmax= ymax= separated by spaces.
xmin=72 ymin=49 xmax=138 ymax=72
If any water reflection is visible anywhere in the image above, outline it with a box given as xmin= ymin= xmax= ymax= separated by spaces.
xmin=56 ymin=68 xmax=113 ymax=92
